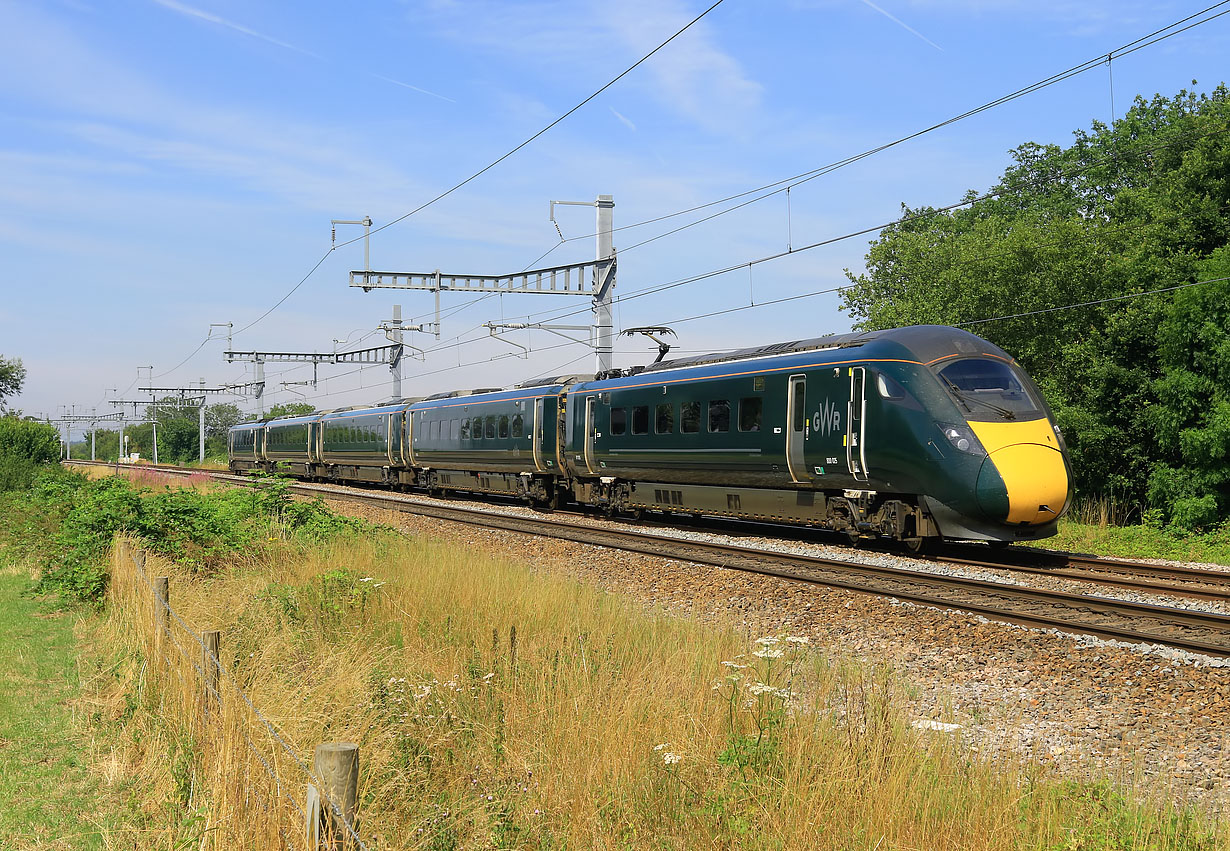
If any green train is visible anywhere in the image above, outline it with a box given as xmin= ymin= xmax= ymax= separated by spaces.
xmin=229 ymin=325 xmax=1072 ymax=549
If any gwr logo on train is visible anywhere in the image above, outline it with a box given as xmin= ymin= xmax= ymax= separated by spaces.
xmin=812 ymin=399 xmax=842 ymax=437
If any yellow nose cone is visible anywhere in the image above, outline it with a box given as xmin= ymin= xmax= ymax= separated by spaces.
xmin=969 ymin=420 xmax=1070 ymax=525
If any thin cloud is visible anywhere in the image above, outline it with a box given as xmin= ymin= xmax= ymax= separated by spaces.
xmin=150 ymin=0 xmax=320 ymax=57
xmin=610 ymin=107 xmax=637 ymax=131
xmin=370 ymin=73 xmax=457 ymax=104
xmin=857 ymin=0 xmax=944 ymax=51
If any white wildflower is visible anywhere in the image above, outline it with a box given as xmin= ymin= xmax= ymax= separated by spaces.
xmin=653 ymin=743 xmax=669 ymax=751
xmin=752 ymin=645 xmax=784 ymax=659
xmin=755 ymin=636 xmax=780 ymax=646
xmin=720 ymin=660 xmax=749 ymax=669
xmin=662 ymin=752 xmax=681 ymax=766
xmin=745 ymin=682 xmax=777 ymax=695
xmin=783 ymin=635 xmax=810 ymax=644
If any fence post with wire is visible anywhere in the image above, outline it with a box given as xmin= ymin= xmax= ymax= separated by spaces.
xmin=110 ymin=537 xmax=369 ymax=850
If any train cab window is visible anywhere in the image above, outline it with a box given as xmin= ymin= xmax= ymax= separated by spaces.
xmin=937 ymin=358 xmax=1041 ymax=418
xmin=739 ymin=397 xmax=763 ymax=432
xmin=655 ymin=403 xmax=674 ymax=434
xmin=460 ymin=419 xmax=471 ymax=440
xmin=708 ymin=400 xmax=731 ymax=433
xmin=610 ymin=407 xmax=627 ymax=436
xmin=498 ymin=415 xmax=509 ymax=439
xmin=485 ymin=417 xmax=497 ymax=439
xmin=511 ymin=415 xmax=524 ymax=438
xmin=631 ymin=406 xmax=649 ymax=435
xmin=876 ymin=372 xmax=907 ymax=400
xmin=680 ymin=402 xmax=701 ymax=433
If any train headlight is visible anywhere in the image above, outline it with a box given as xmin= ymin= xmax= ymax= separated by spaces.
xmin=937 ymin=422 xmax=986 ymax=457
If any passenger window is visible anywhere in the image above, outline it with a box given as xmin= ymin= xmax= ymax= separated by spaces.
xmin=511 ymin=415 xmax=524 ymax=438
xmin=498 ymin=415 xmax=509 ymax=439
xmin=655 ymin=403 xmax=674 ymax=434
xmin=451 ymin=419 xmax=460 ymax=440
xmin=460 ymin=419 xmax=470 ymax=440
xmin=680 ymin=402 xmax=700 ymax=434
xmin=792 ymin=382 xmax=806 ymax=432
xmin=739 ymin=397 xmax=763 ymax=432
xmin=610 ymin=407 xmax=627 ymax=436
xmin=709 ymin=400 xmax=730 ymax=433
xmin=472 ymin=417 xmax=483 ymax=439
xmin=632 ymin=406 xmax=649 ymax=435
xmin=485 ymin=417 xmax=496 ymax=439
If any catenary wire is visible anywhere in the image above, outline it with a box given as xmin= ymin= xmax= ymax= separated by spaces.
xmin=117 ymin=2 xmax=1230 ymax=402
xmin=511 ymin=2 xmax=1230 ymax=258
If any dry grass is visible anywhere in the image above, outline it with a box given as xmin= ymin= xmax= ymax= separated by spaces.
xmin=89 ymin=531 xmax=1225 ymax=850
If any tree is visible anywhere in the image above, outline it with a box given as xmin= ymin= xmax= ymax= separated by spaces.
xmin=0 ymin=355 xmax=26 ymax=413
xmin=0 ymin=417 xmax=58 ymax=463
xmin=841 ymin=85 xmax=1230 ymax=522
xmin=205 ymin=403 xmax=242 ymax=437
xmin=266 ymin=402 xmax=316 ymax=419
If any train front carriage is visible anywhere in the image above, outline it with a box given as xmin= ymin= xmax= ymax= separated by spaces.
xmin=562 ymin=326 xmax=1071 ymax=546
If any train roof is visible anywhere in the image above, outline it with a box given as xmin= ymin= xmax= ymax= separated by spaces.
xmin=639 ymin=325 xmax=1009 ymax=375
xmin=264 ymin=413 xmax=319 ymax=426
xmin=319 ymin=402 xmax=407 ymax=419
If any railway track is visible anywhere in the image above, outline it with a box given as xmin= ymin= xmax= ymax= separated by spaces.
xmin=68 ymin=460 xmax=1230 ymax=657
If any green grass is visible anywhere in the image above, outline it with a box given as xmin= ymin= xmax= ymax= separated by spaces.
xmin=0 ymin=559 xmax=100 ymax=849
xmin=1035 ymin=518 xmax=1230 ymax=565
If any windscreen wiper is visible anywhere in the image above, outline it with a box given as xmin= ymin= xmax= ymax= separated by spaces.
xmin=941 ymin=376 xmax=1017 ymax=420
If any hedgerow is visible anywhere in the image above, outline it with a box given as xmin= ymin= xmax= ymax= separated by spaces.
xmin=17 ymin=468 xmax=373 ymax=604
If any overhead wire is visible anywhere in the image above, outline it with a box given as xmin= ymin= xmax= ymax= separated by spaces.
xmin=115 ymin=0 xmax=1230 ymax=401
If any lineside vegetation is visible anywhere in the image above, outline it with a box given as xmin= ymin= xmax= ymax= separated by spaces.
xmin=845 ymin=83 xmax=1230 ymax=533
xmin=4 ymin=468 xmax=1214 ymax=848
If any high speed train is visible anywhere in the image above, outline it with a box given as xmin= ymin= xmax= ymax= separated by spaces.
xmin=229 ymin=325 xmax=1072 ymax=549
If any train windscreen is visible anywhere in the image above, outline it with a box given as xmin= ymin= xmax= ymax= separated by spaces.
xmin=936 ymin=358 xmax=1042 ymax=420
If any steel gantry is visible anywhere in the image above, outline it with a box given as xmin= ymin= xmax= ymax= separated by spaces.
xmin=224 ymin=307 xmax=425 ymax=409
xmin=43 ymin=410 xmax=125 ymax=461
xmin=348 ymin=194 xmax=616 ymax=375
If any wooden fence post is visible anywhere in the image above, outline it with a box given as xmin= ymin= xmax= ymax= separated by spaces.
xmin=307 ymin=742 xmax=360 ymax=849
xmin=153 ymin=576 xmax=169 ymax=657
xmin=202 ymin=630 xmax=221 ymax=722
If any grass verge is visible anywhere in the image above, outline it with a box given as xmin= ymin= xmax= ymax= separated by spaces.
xmin=0 ymin=558 xmax=100 ymax=849
xmin=93 ymin=529 xmax=1226 ymax=849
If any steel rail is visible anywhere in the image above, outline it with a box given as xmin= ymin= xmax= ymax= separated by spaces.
xmin=67 ymin=461 xmax=1230 ymax=655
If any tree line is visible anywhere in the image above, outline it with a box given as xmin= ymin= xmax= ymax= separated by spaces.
xmin=66 ymin=401 xmax=316 ymax=465
xmin=843 ymin=84 xmax=1230 ymax=529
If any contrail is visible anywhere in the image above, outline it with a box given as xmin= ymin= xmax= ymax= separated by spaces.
xmin=857 ymin=0 xmax=944 ymax=51
xmin=151 ymin=0 xmax=321 ymax=58
xmin=371 ymin=74 xmax=457 ymax=104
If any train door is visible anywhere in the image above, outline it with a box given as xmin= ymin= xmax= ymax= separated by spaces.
xmin=583 ymin=395 xmax=598 ymax=474
xmin=847 ymin=367 xmax=869 ymax=481
xmin=786 ymin=374 xmax=812 ymax=483
xmin=532 ymin=398 xmax=546 ymax=472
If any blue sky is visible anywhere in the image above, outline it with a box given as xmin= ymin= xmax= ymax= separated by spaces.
xmin=4 ymin=0 xmax=1228 ymax=420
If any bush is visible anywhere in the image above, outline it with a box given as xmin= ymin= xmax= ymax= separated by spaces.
xmin=28 ymin=471 xmax=377 ymax=604
xmin=0 ymin=416 xmax=59 ymax=464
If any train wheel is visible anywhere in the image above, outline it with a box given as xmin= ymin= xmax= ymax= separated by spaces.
xmin=902 ymin=537 xmax=934 ymax=556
